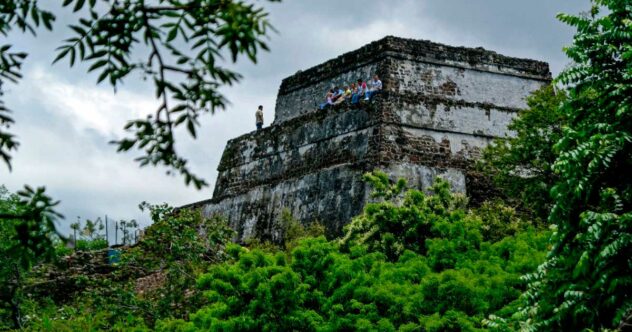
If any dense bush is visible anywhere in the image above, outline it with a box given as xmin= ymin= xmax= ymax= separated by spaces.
xmin=1 ymin=185 xmax=61 ymax=329
xmin=157 ymin=175 xmax=550 ymax=331
xmin=245 ymin=208 xmax=326 ymax=252
xmin=117 ymin=205 xmax=235 ymax=324
xmin=12 ymin=205 xmax=235 ymax=330
xmin=472 ymin=200 xmax=536 ymax=243
xmin=340 ymin=173 xmax=468 ymax=261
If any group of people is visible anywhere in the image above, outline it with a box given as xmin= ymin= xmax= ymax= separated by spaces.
xmin=254 ymin=74 xmax=383 ymax=131
xmin=319 ymin=74 xmax=382 ymax=110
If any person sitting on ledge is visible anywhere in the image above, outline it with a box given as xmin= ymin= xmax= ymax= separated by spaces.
xmin=345 ymin=85 xmax=352 ymax=98
xmin=365 ymin=74 xmax=383 ymax=100
xmin=334 ymin=84 xmax=352 ymax=105
xmin=352 ymin=79 xmax=367 ymax=104
xmin=332 ymin=86 xmax=345 ymax=104
xmin=319 ymin=89 xmax=334 ymax=110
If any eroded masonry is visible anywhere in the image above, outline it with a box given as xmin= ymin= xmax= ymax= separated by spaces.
xmin=184 ymin=36 xmax=551 ymax=242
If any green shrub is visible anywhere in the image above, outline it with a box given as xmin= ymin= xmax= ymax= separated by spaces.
xmin=245 ymin=208 xmax=326 ymax=252
xmin=75 ymin=238 xmax=109 ymax=251
xmin=17 ymin=206 xmax=235 ymax=330
xmin=20 ymin=299 xmax=149 ymax=332
xmin=340 ymin=172 xmax=468 ymax=261
xmin=157 ymin=174 xmax=551 ymax=331
xmin=470 ymin=200 xmax=537 ymax=243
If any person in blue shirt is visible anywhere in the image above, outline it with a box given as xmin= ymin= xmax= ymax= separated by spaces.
xmin=331 ymin=86 xmax=344 ymax=103
xmin=352 ymin=79 xmax=367 ymax=104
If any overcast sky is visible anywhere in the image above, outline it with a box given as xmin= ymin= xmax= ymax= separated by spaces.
xmin=1 ymin=1 xmax=588 ymax=237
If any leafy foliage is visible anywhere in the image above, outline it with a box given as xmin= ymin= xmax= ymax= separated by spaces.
xmin=19 ymin=288 xmax=150 ymax=332
xmin=14 ymin=205 xmax=234 ymax=330
xmin=479 ymin=85 xmax=567 ymax=219
xmin=134 ymin=203 xmax=234 ymax=266
xmin=157 ymin=174 xmax=550 ymax=331
xmin=120 ymin=204 xmax=234 ymax=322
xmin=245 ymin=208 xmax=326 ymax=252
xmin=473 ymin=200 xmax=537 ymax=243
xmin=340 ymin=171 xmax=468 ymax=261
xmin=0 ymin=185 xmax=63 ymax=329
xmin=0 ymin=1 xmax=55 ymax=168
xmin=0 ymin=0 xmax=279 ymax=188
xmin=517 ymin=1 xmax=632 ymax=330
xmin=75 ymin=238 xmax=109 ymax=251
xmin=68 ymin=217 xmax=111 ymax=250
xmin=5 ymin=173 xmax=556 ymax=331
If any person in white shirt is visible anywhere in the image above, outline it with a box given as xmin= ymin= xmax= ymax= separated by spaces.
xmin=365 ymin=74 xmax=383 ymax=101
xmin=255 ymin=105 xmax=264 ymax=130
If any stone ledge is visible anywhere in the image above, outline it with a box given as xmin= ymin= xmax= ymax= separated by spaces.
xmin=279 ymin=36 xmax=550 ymax=95
xmin=183 ymin=160 xmax=371 ymax=211
xmin=213 ymin=128 xmax=375 ymax=199
xmin=221 ymin=90 xmax=518 ymax=171
xmin=381 ymin=90 xmax=523 ymax=114
xmin=218 ymin=104 xmax=378 ymax=171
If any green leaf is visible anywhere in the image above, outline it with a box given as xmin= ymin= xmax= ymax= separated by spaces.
xmin=88 ymin=60 xmax=108 ymax=72
xmin=73 ymin=0 xmax=86 ymax=12
xmin=52 ymin=47 xmax=71 ymax=64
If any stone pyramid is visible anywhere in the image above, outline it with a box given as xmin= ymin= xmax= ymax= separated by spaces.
xmin=184 ymin=36 xmax=551 ymax=241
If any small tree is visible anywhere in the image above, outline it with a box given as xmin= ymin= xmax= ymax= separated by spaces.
xmin=119 ymin=219 xmax=139 ymax=246
xmin=70 ymin=220 xmax=80 ymax=244
xmin=80 ymin=218 xmax=105 ymax=241
xmin=479 ymin=85 xmax=567 ymax=219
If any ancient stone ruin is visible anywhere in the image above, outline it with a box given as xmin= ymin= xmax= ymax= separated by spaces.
xmin=185 ymin=36 xmax=551 ymax=242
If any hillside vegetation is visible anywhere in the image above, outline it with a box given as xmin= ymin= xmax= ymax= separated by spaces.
xmin=1 ymin=0 xmax=631 ymax=330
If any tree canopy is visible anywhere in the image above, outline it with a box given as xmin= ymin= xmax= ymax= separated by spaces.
xmin=517 ymin=0 xmax=632 ymax=329
xmin=1 ymin=0 xmax=279 ymax=188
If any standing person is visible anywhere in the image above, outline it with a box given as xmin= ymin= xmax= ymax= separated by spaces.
xmin=255 ymin=105 xmax=264 ymax=131
xmin=365 ymin=74 xmax=383 ymax=100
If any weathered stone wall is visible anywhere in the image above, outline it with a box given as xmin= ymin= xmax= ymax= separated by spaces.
xmin=274 ymin=62 xmax=382 ymax=123
xmin=212 ymin=106 xmax=377 ymax=200
xmin=275 ymin=36 xmax=550 ymax=124
xmin=186 ymin=36 xmax=551 ymax=241
xmin=385 ymin=58 xmax=546 ymax=109
xmin=387 ymin=94 xmax=517 ymax=138
xmin=203 ymin=163 xmax=370 ymax=240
